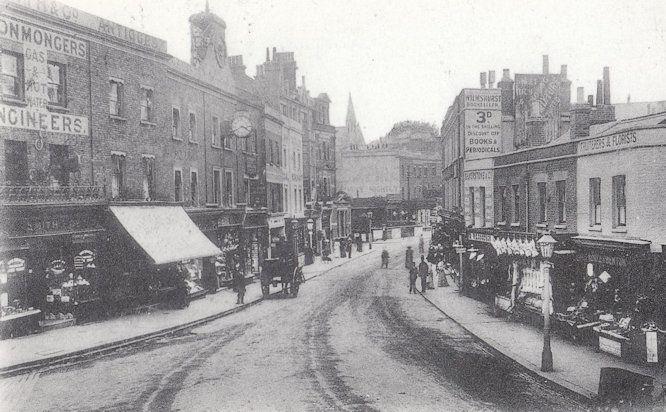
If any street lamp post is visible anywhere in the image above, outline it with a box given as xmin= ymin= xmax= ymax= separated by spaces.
xmin=537 ymin=233 xmax=557 ymax=373
xmin=306 ymin=218 xmax=314 ymax=250
xmin=367 ymin=212 xmax=373 ymax=250
xmin=453 ymin=235 xmax=466 ymax=294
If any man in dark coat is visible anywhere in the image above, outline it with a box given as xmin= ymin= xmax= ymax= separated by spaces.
xmin=418 ymin=256 xmax=429 ymax=294
xmin=381 ymin=249 xmax=389 ymax=268
xmin=234 ymin=270 xmax=246 ymax=305
xmin=409 ymin=262 xmax=418 ymax=294
xmin=405 ymin=246 xmax=414 ymax=269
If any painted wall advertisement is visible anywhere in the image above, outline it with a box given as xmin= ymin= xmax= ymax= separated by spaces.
xmin=0 ymin=16 xmax=88 ymax=136
xmin=514 ymin=74 xmax=565 ymax=147
xmin=462 ymin=89 xmax=501 ymax=160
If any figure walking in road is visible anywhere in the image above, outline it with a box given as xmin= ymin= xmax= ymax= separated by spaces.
xmin=409 ymin=261 xmax=418 ymax=294
xmin=405 ymin=246 xmax=414 ymax=269
xmin=234 ymin=270 xmax=246 ymax=304
xmin=346 ymin=235 xmax=353 ymax=258
xmin=418 ymin=234 xmax=425 ymax=255
xmin=381 ymin=249 xmax=389 ymax=268
xmin=419 ymin=256 xmax=429 ymax=294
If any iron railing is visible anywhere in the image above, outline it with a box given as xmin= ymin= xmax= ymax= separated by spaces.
xmin=0 ymin=185 xmax=105 ymax=204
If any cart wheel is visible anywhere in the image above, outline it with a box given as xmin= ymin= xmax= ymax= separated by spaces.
xmin=261 ymin=285 xmax=270 ymax=297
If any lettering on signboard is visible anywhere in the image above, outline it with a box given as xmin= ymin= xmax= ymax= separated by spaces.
xmin=578 ymin=131 xmax=638 ymax=155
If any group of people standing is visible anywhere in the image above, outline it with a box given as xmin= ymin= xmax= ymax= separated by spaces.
xmin=405 ymin=246 xmax=430 ymax=294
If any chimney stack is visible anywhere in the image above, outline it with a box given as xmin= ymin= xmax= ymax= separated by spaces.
xmin=560 ymin=64 xmax=567 ymax=78
xmin=596 ymin=80 xmax=603 ymax=106
xmin=576 ymin=87 xmax=585 ymax=104
xmin=480 ymin=72 xmax=487 ymax=89
xmin=571 ymin=104 xmax=591 ymax=139
xmin=272 ymin=47 xmax=277 ymax=59
xmin=602 ymin=66 xmax=611 ymax=105
xmin=488 ymin=70 xmax=496 ymax=88
xmin=266 ymin=47 xmax=270 ymax=62
xmin=542 ymin=55 xmax=549 ymax=75
xmin=587 ymin=95 xmax=594 ymax=106
xmin=498 ymin=68 xmax=514 ymax=115
xmin=301 ymin=75 xmax=306 ymax=89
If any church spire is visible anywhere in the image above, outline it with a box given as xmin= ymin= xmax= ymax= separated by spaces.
xmin=344 ymin=93 xmax=365 ymax=145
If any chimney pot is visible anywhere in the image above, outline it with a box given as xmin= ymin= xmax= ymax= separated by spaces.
xmin=542 ymin=55 xmax=549 ymax=75
xmin=596 ymin=80 xmax=603 ymax=106
xmin=480 ymin=72 xmax=487 ymax=89
xmin=561 ymin=64 xmax=567 ymax=77
xmin=488 ymin=70 xmax=496 ymax=88
xmin=266 ymin=47 xmax=270 ymax=62
xmin=603 ymin=66 xmax=611 ymax=105
xmin=272 ymin=47 xmax=277 ymax=59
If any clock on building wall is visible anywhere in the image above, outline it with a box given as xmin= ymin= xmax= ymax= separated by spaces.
xmin=231 ymin=114 xmax=252 ymax=138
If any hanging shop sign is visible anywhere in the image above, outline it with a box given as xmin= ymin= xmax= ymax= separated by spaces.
xmin=468 ymin=232 xmax=493 ymax=243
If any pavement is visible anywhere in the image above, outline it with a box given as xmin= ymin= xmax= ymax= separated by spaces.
xmin=0 ymin=242 xmax=380 ymax=378
xmin=421 ymin=267 xmax=666 ymax=404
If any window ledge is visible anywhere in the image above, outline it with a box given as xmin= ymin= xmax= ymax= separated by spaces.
xmin=589 ymin=225 xmax=602 ymax=232
xmin=140 ymin=120 xmax=157 ymax=127
xmin=510 ymin=222 xmax=521 ymax=227
xmin=554 ymin=224 xmax=567 ymax=230
xmin=211 ymin=144 xmax=223 ymax=150
xmin=536 ymin=223 xmax=547 ymax=228
xmin=188 ymin=139 xmax=199 ymax=145
xmin=109 ymin=114 xmax=127 ymax=122
xmin=496 ymin=221 xmax=507 ymax=226
xmin=47 ymin=104 xmax=69 ymax=113
xmin=611 ymin=227 xmax=627 ymax=233
xmin=172 ymin=136 xmax=183 ymax=142
xmin=223 ymin=147 xmax=234 ymax=152
xmin=1 ymin=97 xmax=27 ymax=107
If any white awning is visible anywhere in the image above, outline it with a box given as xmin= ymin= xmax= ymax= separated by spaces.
xmin=109 ymin=205 xmax=221 ymax=265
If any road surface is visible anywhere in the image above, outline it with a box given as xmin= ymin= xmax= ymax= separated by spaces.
xmin=4 ymin=240 xmax=587 ymax=411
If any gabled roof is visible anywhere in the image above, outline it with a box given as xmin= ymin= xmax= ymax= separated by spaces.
xmin=590 ymin=111 xmax=666 ymax=138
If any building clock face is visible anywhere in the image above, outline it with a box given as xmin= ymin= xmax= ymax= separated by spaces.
xmin=231 ymin=115 xmax=252 ymax=138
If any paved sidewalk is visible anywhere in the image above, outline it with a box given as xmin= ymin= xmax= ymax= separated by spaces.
xmin=0 ymin=243 xmax=380 ymax=377
xmin=422 ymin=284 xmax=666 ymax=402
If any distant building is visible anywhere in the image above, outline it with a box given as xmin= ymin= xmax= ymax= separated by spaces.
xmin=613 ymin=100 xmax=666 ymax=120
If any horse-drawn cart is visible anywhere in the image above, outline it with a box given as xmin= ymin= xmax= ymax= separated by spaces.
xmin=260 ymin=256 xmax=304 ymax=297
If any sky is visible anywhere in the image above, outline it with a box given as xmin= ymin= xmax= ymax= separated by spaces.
xmin=59 ymin=0 xmax=666 ymax=141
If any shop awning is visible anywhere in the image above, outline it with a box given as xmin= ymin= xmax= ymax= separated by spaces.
xmin=109 ymin=205 xmax=222 ymax=265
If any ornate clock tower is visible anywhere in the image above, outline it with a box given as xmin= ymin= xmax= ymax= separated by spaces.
xmin=189 ymin=2 xmax=228 ymax=68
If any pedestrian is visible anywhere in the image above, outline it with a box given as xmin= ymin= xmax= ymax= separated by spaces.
xmin=409 ymin=262 xmax=418 ymax=294
xmin=405 ymin=246 xmax=414 ymax=269
xmin=234 ymin=269 xmax=246 ymax=304
xmin=381 ymin=249 xmax=389 ymax=268
xmin=418 ymin=234 xmax=425 ymax=255
xmin=418 ymin=256 xmax=429 ymax=294
xmin=346 ymin=236 xmax=353 ymax=258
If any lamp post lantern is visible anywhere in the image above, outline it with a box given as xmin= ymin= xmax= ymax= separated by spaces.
xmin=537 ymin=233 xmax=557 ymax=372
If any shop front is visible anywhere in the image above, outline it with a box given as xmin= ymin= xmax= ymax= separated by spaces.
xmin=463 ymin=230 xmax=502 ymax=304
xmin=0 ymin=204 xmax=105 ymax=338
xmin=568 ymin=236 xmax=664 ymax=365
xmin=243 ymin=210 xmax=268 ymax=278
xmin=188 ymin=209 xmax=244 ymax=290
xmin=104 ymin=205 xmax=221 ymax=315
xmin=267 ymin=213 xmax=286 ymax=259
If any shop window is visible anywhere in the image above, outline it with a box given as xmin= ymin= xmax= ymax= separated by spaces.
xmin=4 ymin=140 xmax=28 ymax=185
xmin=141 ymin=156 xmax=155 ymax=201
xmin=612 ymin=175 xmax=626 ymax=227
xmin=512 ymin=184 xmax=520 ymax=223
xmin=0 ymin=257 xmax=29 ymax=320
xmin=49 ymin=144 xmax=69 ymax=187
xmin=589 ymin=178 xmax=601 ymax=226
xmin=47 ymin=61 xmax=66 ymax=107
xmin=174 ymin=169 xmax=183 ymax=202
xmin=212 ymin=116 xmax=220 ymax=147
xmin=111 ymin=153 xmax=125 ymax=199
xmin=190 ymin=170 xmax=198 ymax=205
xmin=556 ymin=180 xmax=566 ymax=223
xmin=224 ymin=170 xmax=234 ymax=207
xmin=479 ymin=187 xmax=486 ymax=226
xmin=498 ymin=186 xmax=507 ymax=222
xmin=468 ymin=187 xmax=475 ymax=226
xmin=172 ymin=108 xmax=180 ymax=139
xmin=1 ymin=51 xmax=23 ymax=100
xmin=140 ymin=87 xmax=153 ymax=122
xmin=188 ymin=112 xmax=197 ymax=142
xmin=537 ymin=182 xmax=547 ymax=223
xmin=213 ymin=169 xmax=221 ymax=205
xmin=109 ymin=79 xmax=123 ymax=116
